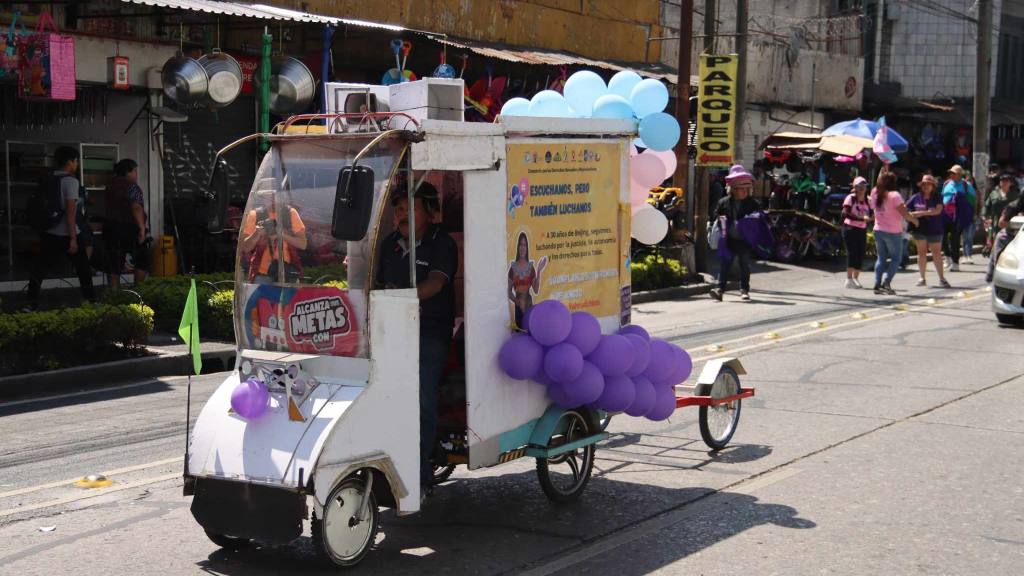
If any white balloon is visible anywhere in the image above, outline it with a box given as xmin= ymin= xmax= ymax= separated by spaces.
xmin=631 ymin=204 xmax=669 ymax=245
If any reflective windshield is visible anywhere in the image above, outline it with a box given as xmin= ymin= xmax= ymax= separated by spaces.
xmin=234 ymin=136 xmax=406 ymax=358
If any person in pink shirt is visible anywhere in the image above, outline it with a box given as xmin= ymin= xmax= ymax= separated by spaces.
xmin=870 ymin=172 xmax=919 ymax=295
xmin=841 ymin=176 xmax=873 ymax=288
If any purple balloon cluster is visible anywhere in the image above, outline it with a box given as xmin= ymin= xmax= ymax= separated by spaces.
xmin=498 ymin=300 xmax=693 ymax=422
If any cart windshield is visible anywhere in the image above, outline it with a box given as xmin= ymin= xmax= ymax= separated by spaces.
xmin=234 ymin=136 xmax=406 ymax=358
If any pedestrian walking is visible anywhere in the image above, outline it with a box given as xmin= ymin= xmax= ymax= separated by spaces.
xmin=983 ymin=174 xmax=1013 ymax=257
xmin=24 ymin=146 xmax=95 ymax=310
xmin=104 ymin=158 xmax=151 ymax=288
xmin=906 ymin=174 xmax=950 ymax=288
xmin=870 ymin=172 xmax=919 ymax=295
xmin=709 ymin=164 xmax=760 ymax=302
xmin=840 ymin=176 xmax=872 ymax=288
xmin=961 ymin=171 xmax=981 ymax=263
xmin=940 ymin=164 xmax=975 ymax=271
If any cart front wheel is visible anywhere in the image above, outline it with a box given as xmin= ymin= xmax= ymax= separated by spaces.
xmin=312 ymin=474 xmax=379 ymax=568
xmin=697 ymin=367 xmax=743 ymax=450
xmin=536 ymin=409 xmax=596 ymax=503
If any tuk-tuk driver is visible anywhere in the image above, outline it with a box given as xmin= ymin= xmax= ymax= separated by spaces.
xmin=376 ymin=182 xmax=458 ymax=493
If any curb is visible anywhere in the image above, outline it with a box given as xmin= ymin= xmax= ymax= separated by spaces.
xmin=0 ymin=346 xmax=237 ymax=400
xmin=632 ymin=278 xmax=714 ymax=304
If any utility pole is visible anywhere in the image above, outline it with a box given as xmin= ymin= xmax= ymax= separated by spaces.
xmin=734 ymin=0 xmax=748 ymax=165
xmin=673 ymin=0 xmax=694 ymax=193
xmin=693 ymin=0 xmax=716 ymax=274
xmin=973 ymin=0 xmax=992 ymax=200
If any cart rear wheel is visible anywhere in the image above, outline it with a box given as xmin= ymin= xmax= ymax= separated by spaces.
xmin=204 ymin=530 xmax=251 ymax=551
xmin=697 ymin=367 xmax=743 ymax=451
xmin=312 ymin=474 xmax=379 ymax=568
xmin=597 ymin=412 xmax=612 ymax=431
xmin=536 ymin=409 xmax=596 ymax=503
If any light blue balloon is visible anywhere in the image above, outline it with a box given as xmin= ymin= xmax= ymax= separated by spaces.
xmin=638 ymin=112 xmax=681 ymax=152
xmin=608 ymin=70 xmax=643 ymax=100
xmin=501 ymin=97 xmax=531 ymax=116
xmin=563 ymin=71 xmax=607 ymax=118
xmin=630 ymin=78 xmax=669 ymax=118
xmin=591 ymin=94 xmax=635 ymax=120
xmin=529 ymin=90 xmax=571 ymax=117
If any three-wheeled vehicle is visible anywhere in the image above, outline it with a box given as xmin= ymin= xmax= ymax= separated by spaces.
xmin=184 ymin=100 xmax=754 ymax=567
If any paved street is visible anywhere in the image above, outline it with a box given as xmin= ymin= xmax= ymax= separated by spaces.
xmin=1 ymin=259 xmax=1022 ymax=575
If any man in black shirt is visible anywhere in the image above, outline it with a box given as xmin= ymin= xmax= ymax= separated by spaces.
xmin=987 ymin=197 xmax=1024 ymax=282
xmin=376 ymin=182 xmax=458 ymax=491
xmin=710 ymin=165 xmax=761 ymax=302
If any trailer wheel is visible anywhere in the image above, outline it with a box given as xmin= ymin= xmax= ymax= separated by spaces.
xmin=697 ymin=367 xmax=743 ymax=451
xmin=536 ymin=409 xmax=596 ymax=503
xmin=204 ymin=530 xmax=251 ymax=551
xmin=312 ymin=474 xmax=379 ymax=568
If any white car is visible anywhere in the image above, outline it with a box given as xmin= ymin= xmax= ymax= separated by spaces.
xmin=992 ymin=216 xmax=1024 ymax=325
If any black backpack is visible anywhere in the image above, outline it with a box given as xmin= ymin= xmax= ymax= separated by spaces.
xmin=28 ymin=174 xmax=66 ymax=232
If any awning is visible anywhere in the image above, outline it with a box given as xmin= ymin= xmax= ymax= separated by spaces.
xmin=120 ymin=0 xmax=408 ymax=32
xmin=434 ymin=37 xmax=695 ymax=86
xmin=759 ymin=132 xmax=874 ymax=157
xmin=120 ymin=0 xmax=691 ymax=86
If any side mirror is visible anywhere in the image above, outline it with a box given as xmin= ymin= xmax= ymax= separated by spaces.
xmin=206 ymin=158 xmax=231 ymax=233
xmin=331 ymin=165 xmax=375 ymax=241
xmin=1009 ymin=215 xmax=1024 ymax=233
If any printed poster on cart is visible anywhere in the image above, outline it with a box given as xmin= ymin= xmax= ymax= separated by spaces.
xmin=240 ymin=284 xmax=360 ymax=357
xmin=506 ymin=141 xmax=627 ymax=328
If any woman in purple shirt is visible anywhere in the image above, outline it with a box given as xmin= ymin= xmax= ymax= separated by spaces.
xmin=907 ymin=174 xmax=950 ymax=288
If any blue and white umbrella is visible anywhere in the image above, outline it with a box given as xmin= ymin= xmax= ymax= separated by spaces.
xmin=822 ymin=118 xmax=909 ymax=153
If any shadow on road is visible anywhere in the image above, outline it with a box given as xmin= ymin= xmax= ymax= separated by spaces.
xmin=192 ymin=440 xmax=800 ymax=576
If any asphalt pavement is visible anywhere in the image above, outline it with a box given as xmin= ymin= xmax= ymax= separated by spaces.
xmin=1 ymin=258 xmax=1022 ymax=575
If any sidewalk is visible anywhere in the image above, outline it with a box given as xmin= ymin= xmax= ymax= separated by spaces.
xmin=0 ymin=335 xmax=236 ymax=400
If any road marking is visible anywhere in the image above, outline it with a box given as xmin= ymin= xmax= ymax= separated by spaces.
xmin=0 ymin=473 xmax=180 ymax=519
xmin=0 ymin=376 xmax=196 ymax=409
xmin=731 ymin=467 xmax=803 ymax=495
xmin=690 ymin=292 xmax=985 ymax=364
xmin=0 ymin=457 xmax=180 ymax=500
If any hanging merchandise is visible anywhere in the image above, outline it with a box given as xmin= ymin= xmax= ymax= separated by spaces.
xmin=0 ymin=11 xmax=27 ymax=80
xmin=108 ymin=53 xmax=130 ymax=90
xmin=266 ymin=56 xmax=315 ymax=115
xmin=464 ymin=63 xmax=506 ymax=122
xmin=432 ymin=50 xmax=455 ymax=78
xmin=17 ymin=11 xmax=76 ymax=101
xmin=382 ymin=39 xmax=416 ymax=85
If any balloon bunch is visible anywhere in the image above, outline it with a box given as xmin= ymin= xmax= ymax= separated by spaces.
xmin=498 ymin=300 xmax=693 ymax=422
xmin=499 ymin=70 xmax=682 ymax=247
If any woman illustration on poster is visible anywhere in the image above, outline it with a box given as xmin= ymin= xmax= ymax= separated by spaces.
xmin=508 ymin=232 xmax=548 ymax=329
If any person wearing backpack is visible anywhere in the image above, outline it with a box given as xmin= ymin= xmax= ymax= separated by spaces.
xmin=24 ymin=146 xmax=95 ymax=310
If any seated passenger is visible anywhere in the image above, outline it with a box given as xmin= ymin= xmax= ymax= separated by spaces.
xmin=376 ymin=182 xmax=458 ymax=493
xmin=240 ymin=185 xmax=307 ymax=283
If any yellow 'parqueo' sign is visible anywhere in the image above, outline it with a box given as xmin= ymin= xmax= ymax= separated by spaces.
xmin=696 ymin=54 xmax=738 ymax=167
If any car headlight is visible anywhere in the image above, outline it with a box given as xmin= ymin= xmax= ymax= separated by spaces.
xmin=997 ymin=249 xmax=1020 ymax=272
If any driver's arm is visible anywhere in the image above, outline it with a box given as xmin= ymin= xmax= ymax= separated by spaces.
xmin=240 ymin=212 xmax=262 ymax=252
xmin=418 ymin=234 xmax=457 ymax=301
xmin=282 ymin=207 xmax=308 ymax=250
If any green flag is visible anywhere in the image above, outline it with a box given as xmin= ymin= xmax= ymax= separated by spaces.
xmin=178 ymin=279 xmax=202 ymax=375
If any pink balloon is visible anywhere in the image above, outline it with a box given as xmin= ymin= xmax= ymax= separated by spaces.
xmin=630 ymin=180 xmax=650 ymax=208
xmin=645 ymin=149 xmax=678 ymax=181
xmin=630 ymin=153 xmax=666 ymax=190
